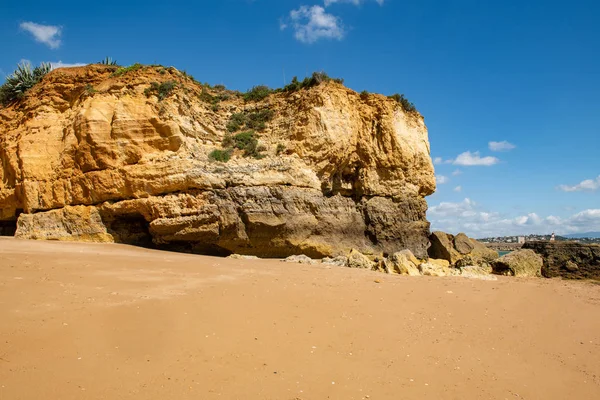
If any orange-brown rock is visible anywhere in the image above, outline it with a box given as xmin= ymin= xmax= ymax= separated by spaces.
xmin=0 ymin=65 xmax=435 ymax=258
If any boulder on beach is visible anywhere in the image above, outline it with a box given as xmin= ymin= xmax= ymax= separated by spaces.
xmin=428 ymin=231 xmax=498 ymax=267
xmin=491 ymin=249 xmax=543 ymax=277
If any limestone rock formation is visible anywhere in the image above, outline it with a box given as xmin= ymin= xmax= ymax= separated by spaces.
xmin=428 ymin=231 xmax=498 ymax=266
xmin=387 ymin=249 xmax=421 ymax=276
xmin=418 ymin=261 xmax=459 ymax=277
xmin=0 ymin=65 xmax=435 ymax=258
xmin=522 ymin=241 xmax=600 ymax=279
xmin=491 ymin=249 xmax=543 ymax=277
xmin=348 ymin=249 xmax=376 ymax=269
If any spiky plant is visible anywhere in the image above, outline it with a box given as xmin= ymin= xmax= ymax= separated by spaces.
xmin=99 ymin=57 xmax=118 ymax=66
xmin=0 ymin=62 xmax=51 ymax=106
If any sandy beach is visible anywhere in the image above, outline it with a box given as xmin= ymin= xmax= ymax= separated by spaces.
xmin=1 ymin=237 xmax=599 ymax=399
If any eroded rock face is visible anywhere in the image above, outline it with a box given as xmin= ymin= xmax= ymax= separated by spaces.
xmin=428 ymin=231 xmax=498 ymax=266
xmin=491 ymin=249 xmax=543 ymax=277
xmin=522 ymin=241 xmax=600 ymax=280
xmin=0 ymin=65 xmax=435 ymax=258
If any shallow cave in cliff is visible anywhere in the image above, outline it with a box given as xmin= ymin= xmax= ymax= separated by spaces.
xmin=0 ymin=220 xmax=17 ymax=236
xmin=103 ymin=214 xmax=154 ymax=248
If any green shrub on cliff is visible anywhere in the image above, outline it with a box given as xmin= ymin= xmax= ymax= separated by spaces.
xmin=227 ymin=109 xmax=274 ymax=132
xmin=0 ymin=61 xmax=51 ymax=106
xmin=245 ymin=109 xmax=274 ymax=131
xmin=227 ymin=112 xmax=247 ymax=132
xmin=283 ymin=71 xmax=344 ymax=92
xmin=208 ymin=149 xmax=233 ymax=163
xmin=244 ymin=85 xmax=272 ymax=102
xmin=112 ymin=63 xmax=143 ymax=77
xmin=144 ymin=81 xmax=177 ymax=101
xmin=388 ymin=93 xmax=417 ymax=113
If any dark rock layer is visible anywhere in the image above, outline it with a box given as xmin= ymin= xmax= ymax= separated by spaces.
xmin=522 ymin=241 xmax=600 ymax=280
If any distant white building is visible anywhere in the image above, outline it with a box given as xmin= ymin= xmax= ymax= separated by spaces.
xmin=518 ymin=236 xmax=525 ymax=244
xmin=550 ymin=232 xmax=555 ymax=241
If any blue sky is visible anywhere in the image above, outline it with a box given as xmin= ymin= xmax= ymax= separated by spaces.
xmin=1 ymin=0 xmax=599 ymax=237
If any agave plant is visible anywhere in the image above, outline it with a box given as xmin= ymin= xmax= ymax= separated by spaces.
xmin=99 ymin=57 xmax=118 ymax=66
xmin=0 ymin=61 xmax=51 ymax=106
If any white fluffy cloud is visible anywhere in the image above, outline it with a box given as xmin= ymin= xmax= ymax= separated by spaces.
xmin=488 ymin=141 xmax=516 ymax=152
xmin=453 ymin=186 xmax=462 ymax=192
xmin=558 ymin=176 xmax=600 ymax=192
xmin=436 ymin=175 xmax=449 ymax=184
xmin=20 ymin=22 xmax=62 ymax=49
xmin=287 ymin=5 xmax=344 ymax=43
xmin=49 ymin=61 xmax=87 ymax=69
xmin=453 ymin=151 xmax=499 ymax=166
xmin=324 ymin=0 xmax=384 ymax=6
xmin=428 ymin=198 xmax=600 ymax=237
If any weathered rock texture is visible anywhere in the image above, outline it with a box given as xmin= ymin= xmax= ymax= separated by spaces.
xmin=491 ymin=249 xmax=543 ymax=278
xmin=428 ymin=231 xmax=498 ymax=266
xmin=0 ymin=65 xmax=435 ymax=258
xmin=522 ymin=241 xmax=600 ymax=280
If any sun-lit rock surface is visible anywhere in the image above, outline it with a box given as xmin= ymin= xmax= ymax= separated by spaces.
xmin=0 ymin=64 xmax=435 ymax=257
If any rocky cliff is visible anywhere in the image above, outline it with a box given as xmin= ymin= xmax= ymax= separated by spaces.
xmin=0 ymin=65 xmax=435 ymax=258
xmin=523 ymin=241 xmax=600 ymax=280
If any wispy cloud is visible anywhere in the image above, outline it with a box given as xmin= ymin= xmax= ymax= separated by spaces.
xmin=452 ymin=169 xmax=462 ymax=176
xmin=20 ymin=21 xmax=62 ymax=49
xmin=488 ymin=140 xmax=516 ymax=152
xmin=453 ymin=151 xmax=499 ymax=166
xmin=324 ymin=0 xmax=385 ymax=6
xmin=558 ymin=176 xmax=600 ymax=192
xmin=428 ymin=198 xmax=600 ymax=237
xmin=454 ymin=186 xmax=462 ymax=192
xmin=436 ymin=175 xmax=449 ymax=184
xmin=284 ymin=5 xmax=345 ymax=44
xmin=49 ymin=61 xmax=87 ymax=69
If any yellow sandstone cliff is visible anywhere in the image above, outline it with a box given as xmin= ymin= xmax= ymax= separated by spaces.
xmin=0 ymin=65 xmax=435 ymax=258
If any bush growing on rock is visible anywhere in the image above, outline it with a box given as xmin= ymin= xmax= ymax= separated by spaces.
xmin=0 ymin=62 xmax=51 ymax=106
xmin=227 ymin=113 xmax=247 ymax=132
xmin=276 ymin=143 xmax=286 ymax=155
xmin=144 ymin=81 xmax=177 ymax=101
xmin=283 ymin=72 xmax=344 ymax=92
xmin=244 ymin=85 xmax=272 ymax=102
xmin=112 ymin=63 xmax=143 ymax=77
xmin=208 ymin=149 xmax=233 ymax=163
xmin=245 ymin=109 xmax=274 ymax=131
xmin=227 ymin=110 xmax=274 ymax=132
xmin=388 ymin=93 xmax=417 ymax=113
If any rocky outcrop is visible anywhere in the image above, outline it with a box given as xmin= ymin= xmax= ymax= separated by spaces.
xmin=428 ymin=231 xmax=498 ymax=266
xmin=387 ymin=249 xmax=421 ymax=276
xmin=522 ymin=241 xmax=600 ymax=280
xmin=0 ymin=64 xmax=435 ymax=258
xmin=491 ymin=249 xmax=543 ymax=277
xmin=348 ymin=249 xmax=376 ymax=269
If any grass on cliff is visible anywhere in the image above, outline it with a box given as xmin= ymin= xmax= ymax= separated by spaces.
xmin=283 ymin=72 xmax=344 ymax=92
xmin=208 ymin=149 xmax=233 ymax=162
xmin=144 ymin=81 xmax=178 ymax=101
xmin=199 ymin=87 xmax=231 ymax=111
xmin=241 ymin=72 xmax=343 ymax=102
xmin=0 ymin=61 xmax=51 ymax=106
xmin=112 ymin=63 xmax=143 ymax=77
xmin=215 ymin=130 xmax=266 ymax=161
xmin=388 ymin=93 xmax=418 ymax=113
xmin=227 ymin=109 xmax=274 ymax=132
xmin=244 ymin=85 xmax=272 ymax=102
